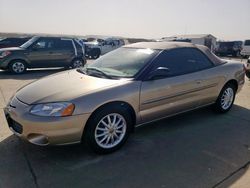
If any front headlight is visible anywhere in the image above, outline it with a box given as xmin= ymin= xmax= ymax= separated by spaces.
xmin=30 ymin=102 xmax=75 ymax=117
xmin=0 ymin=51 xmax=11 ymax=58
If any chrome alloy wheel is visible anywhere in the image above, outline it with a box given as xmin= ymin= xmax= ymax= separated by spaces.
xmin=94 ymin=113 xmax=127 ymax=149
xmin=221 ymin=88 xmax=234 ymax=110
xmin=12 ymin=62 xmax=25 ymax=73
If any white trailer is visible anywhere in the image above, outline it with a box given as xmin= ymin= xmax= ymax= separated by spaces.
xmin=162 ymin=34 xmax=217 ymax=52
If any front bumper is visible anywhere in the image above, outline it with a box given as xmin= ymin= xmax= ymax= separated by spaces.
xmin=4 ymin=97 xmax=91 ymax=146
xmin=0 ymin=58 xmax=9 ymax=69
xmin=241 ymin=51 xmax=250 ymax=56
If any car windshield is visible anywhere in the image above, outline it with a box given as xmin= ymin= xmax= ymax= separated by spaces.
xmin=83 ymin=47 xmax=159 ymax=78
xmin=20 ymin=37 xmax=39 ymax=49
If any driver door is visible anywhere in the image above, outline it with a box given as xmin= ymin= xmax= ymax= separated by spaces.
xmin=26 ymin=37 xmax=57 ymax=68
xmin=139 ymin=49 xmax=204 ymax=123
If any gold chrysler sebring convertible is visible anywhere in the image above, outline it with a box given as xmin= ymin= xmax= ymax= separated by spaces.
xmin=4 ymin=42 xmax=245 ymax=153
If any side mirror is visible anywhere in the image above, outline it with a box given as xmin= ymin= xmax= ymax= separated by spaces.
xmin=31 ymin=44 xmax=40 ymax=51
xmin=147 ymin=67 xmax=170 ymax=80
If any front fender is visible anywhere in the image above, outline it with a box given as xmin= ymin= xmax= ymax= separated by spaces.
xmin=72 ymin=81 xmax=142 ymax=123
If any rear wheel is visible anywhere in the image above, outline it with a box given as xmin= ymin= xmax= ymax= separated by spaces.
xmin=84 ymin=105 xmax=132 ymax=154
xmin=9 ymin=60 xmax=27 ymax=74
xmin=234 ymin=51 xmax=240 ymax=57
xmin=214 ymin=83 xmax=236 ymax=113
xmin=71 ymin=59 xmax=84 ymax=69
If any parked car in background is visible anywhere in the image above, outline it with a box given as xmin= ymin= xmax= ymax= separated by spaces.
xmin=0 ymin=37 xmax=31 ymax=48
xmin=215 ymin=41 xmax=242 ymax=57
xmin=4 ymin=42 xmax=245 ymax=153
xmin=0 ymin=36 xmax=85 ymax=74
xmin=245 ymin=57 xmax=250 ymax=78
xmin=85 ymin=37 xmax=125 ymax=59
xmin=241 ymin=40 xmax=250 ymax=58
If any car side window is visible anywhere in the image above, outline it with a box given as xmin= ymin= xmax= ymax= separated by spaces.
xmin=245 ymin=40 xmax=250 ymax=46
xmin=105 ymin=40 xmax=114 ymax=46
xmin=33 ymin=38 xmax=55 ymax=49
xmin=150 ymin=48 xmax=200 ymax=78
xmin=187 ymin=48 xmax=214 ymax=70
xmin=56 ymin=39 xmax=73 ymax=49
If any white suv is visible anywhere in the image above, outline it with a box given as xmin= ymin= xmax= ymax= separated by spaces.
xmin=85 ymin=38 xmax=125 ymax=59
xmin=241 ymin=40 xmax=250 ymax=58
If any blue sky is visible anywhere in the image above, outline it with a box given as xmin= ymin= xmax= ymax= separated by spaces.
xmin=0 ymin=0 xmax=249 ymax=40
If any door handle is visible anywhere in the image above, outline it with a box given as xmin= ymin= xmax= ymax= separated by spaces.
xmin=196 ymin=80 xmax=202 ymax=84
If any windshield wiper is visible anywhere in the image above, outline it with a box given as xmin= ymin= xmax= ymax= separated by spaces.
xmin=86 ymin=67 xmax=113 ymax=79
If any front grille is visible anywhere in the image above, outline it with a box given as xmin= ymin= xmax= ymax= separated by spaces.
xmin=6 ymin=115 xmax=23 ymax=134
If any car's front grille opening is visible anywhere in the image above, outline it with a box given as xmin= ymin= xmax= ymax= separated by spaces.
xmin=6 ymin=116 xmax=23 ymax=134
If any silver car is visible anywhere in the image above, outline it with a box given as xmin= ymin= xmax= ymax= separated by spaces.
xmin=4 ymin=42 xmax=245 ymax=153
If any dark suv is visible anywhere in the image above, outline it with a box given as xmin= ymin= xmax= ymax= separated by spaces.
xmin=0 ymin=37 xmax=31 ymax=48
xmin=0 ymin=36 xmax=85 ymax=74
xmin=215 ymin=41 xmax=243 ymax=57
xmin=246 ymin=57 xmax=250 ymax=79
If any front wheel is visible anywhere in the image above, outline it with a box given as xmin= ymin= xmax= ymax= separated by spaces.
xmin=246 ymin=71 xmax=250 ymax=79
xmin=9 ymin=60 xmax=27 ymax=74
xmin=84 ymin=105 xmax=132 ymax=154
xmin=214 ymin=83 xmax=236 ymax=113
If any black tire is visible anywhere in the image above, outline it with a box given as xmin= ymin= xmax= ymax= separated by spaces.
xmin=9 ymin=60 xmax=27 ymax=74
xmin=214 ymin=83 xmax=236 ymax=113
xmin=234 ymin=51 xmax=240 ymax=57
xmin=91 ymin=48 xmax=101 ymax=59
xmin=246 ymin=71 xmax=250 ymax=79
xmin=71 ymin=58 xmax=84 ymax=69
xmin=83 ymin=104 xmax=132 ymax=154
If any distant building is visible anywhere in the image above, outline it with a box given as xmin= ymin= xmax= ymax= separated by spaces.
xmin=162 ymin=34 xmax=217 ymax=51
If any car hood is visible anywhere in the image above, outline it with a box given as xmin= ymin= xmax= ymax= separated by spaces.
xmin=0 ymin=47 xmax=24 ymax=52
xmin=16 ymin=70 xmax=130 ymax=104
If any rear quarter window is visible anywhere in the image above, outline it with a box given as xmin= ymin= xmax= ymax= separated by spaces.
xmin=188 ymin=48 xmax=214 ymax=70
xmin=57 ymin=40 xmax=73 ymax=49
